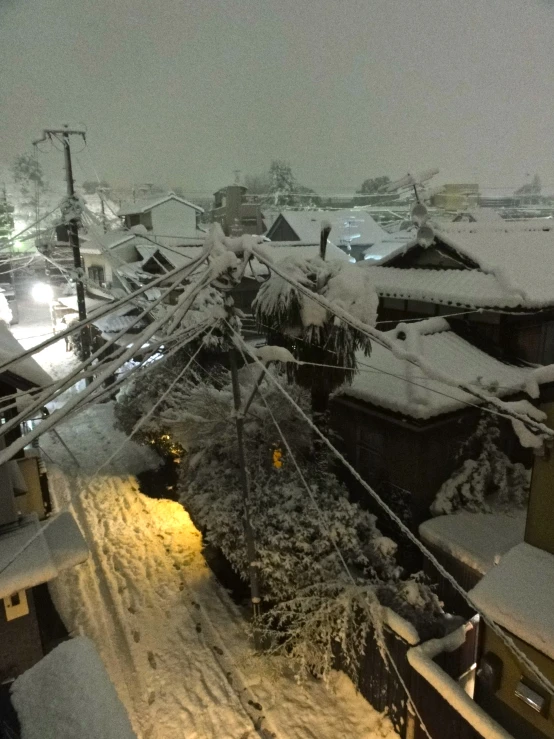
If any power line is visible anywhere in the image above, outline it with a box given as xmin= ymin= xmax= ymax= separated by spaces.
xmin=0 ymin=262 xmax=216 ymax=464
xmin=232 ymin=327 xmax=554 ymax=697
xmin=0 ymin=248 xmax=210 ymax=378
xmin=251 ymin=245 xmax=554 ymax=441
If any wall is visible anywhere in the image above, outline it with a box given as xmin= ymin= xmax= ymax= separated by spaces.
xmin=525 ymin=400 xmax=554 ymax=554
xmin=152 ymin=200 xmax=197 ymax=239
xmin=267 ymin=217 xmax=300 ymax=242
xmin=476 ymin=627 xmax=554 ymax=739
xmin=330 ymin=398 xmax=477 ymax=529
xmin=0 ymin=589 xmax=43 ymax=682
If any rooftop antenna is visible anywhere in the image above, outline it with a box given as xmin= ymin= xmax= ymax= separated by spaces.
xmin=386 ymin=168 xmax=439 ymax=203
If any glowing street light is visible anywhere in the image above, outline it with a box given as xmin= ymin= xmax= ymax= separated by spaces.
xmin=31 ymin=282 xmax=54 ymax=304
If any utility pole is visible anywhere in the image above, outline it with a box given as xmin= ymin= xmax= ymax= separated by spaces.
xmin=33 ymin=126 xmax=91 ymax=373
xmin=229 ymin=348 xmax=262 ymax=646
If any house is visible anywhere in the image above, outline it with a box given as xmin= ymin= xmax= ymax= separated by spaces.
xmin=265 ymin=209 xmax=389 ymax=261
xmin=330 ymin=317 xmax=551 ymax=530
xmin=360 ymin=219 xmax=554 ymax=365
xmin=0 ymin=322 xmax=88 ymax=683
xmin=430 ymin=183 xmax=480 ymax=211
xmin=211 ymin=184 xmax=265 ymax=235
xmin=80 ymin=231 xmax=141 ymax=296
xmin=117 ymin=192 xmax=204 ymax=239
xmin=464 ymin=391 xmax=554 ymax=739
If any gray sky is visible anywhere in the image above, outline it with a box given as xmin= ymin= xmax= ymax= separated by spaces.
xmin=1 ymin=0 xmax=554 ymax=195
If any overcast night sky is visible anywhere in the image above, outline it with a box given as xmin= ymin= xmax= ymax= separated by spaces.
xmin=1 ymin=0 xmax=554 ymax=194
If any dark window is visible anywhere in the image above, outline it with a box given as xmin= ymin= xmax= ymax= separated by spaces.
xmin=88 ymin=265 xmax=105 ymax=284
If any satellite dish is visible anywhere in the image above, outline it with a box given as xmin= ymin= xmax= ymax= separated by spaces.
xmin=417 ymin=224 xmax=435 ymax=248
xmin=411 ymin=203 xmax=428 ymax=226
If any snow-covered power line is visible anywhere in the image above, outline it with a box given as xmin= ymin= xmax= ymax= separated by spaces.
xmin=252 ymin=378 xmax=433 ymax=739
xmin=232 ymin=328 xmax=554 ymax=698
xmin=0 ymin=248 xmax=210 ymax=378
xmin=91 ymin=327 xmax=214 ymax=477
xmin=250 ymin=245 xmax=554 ymax=443
xmin=0 ymin=266 xmax=217 ymax=465
xmin=0 ymin=271 xmax=191 ymax=441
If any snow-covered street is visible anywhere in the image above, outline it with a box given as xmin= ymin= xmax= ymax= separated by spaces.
xmin=42 ymin=402 xmax=397 ymax=739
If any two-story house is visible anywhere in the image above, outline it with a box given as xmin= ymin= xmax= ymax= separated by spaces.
xmin=117 ymin=192 xmax=204 ymax=240
xmin=211 ymin=185 xmax=265 ymax=236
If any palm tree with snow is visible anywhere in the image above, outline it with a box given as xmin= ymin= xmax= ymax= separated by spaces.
xmin=254 ymin=225 xmax=376 ymax=430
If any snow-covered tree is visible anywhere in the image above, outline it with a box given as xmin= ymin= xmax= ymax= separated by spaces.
xmin=11 ymin=154 xmax=46 ymax=214
xmin=431 ymin=416 xmax=530 ymax=516
xmin=177 ymin=371 xmax=443 ymax=680
xmin=357 ymin=176 xmax=391 ymax=195
xmin=254 ymin=246 xmax=377 ymax=428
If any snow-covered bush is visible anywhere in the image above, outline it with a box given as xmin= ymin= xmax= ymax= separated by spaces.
xmin=178 ymin=370 xmax=443 ymax=681
xmin=431 ymin=416 xmax=530 ymax=516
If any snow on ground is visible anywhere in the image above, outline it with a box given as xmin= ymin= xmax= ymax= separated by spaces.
xmin=10 ymin=297 xmax=82 ymax=383
xmin=42 ymin=401 xmax=397 ymax=739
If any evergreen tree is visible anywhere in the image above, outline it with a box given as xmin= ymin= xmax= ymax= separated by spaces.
xmin=431 ymin=416 xmax=530 ymax=515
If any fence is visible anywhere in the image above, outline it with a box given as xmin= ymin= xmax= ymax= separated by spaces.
xmin=345 ymin=617 xmax=489 ymax=739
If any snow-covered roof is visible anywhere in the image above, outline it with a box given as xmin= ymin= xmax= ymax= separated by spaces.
xmin=452 ymin=209 xmax=504 ymax=223
xmin=118 ymin=193 xmax=203 ymax=216
xmin=363 ymin=265 xmax=512 ymax=309
xmin=0 ymin=512 xmax=88 ymax=599
xmin=11 ymin=637 xmax=137 ymax=739
xmin=80 ymin=230 xmax=137 ymax=255
xmin=336 ymin=318 xmax=547 ymax=420
xmin=362 ymin=231 xmax=415 ymax=264
xmin=268 ymin=241 xmax=351 ymax=262
xmin=419 ymin=510 xmax=526 ymax=575
xmin=470 ymin=542 xmax=554 ymax=660
xmin=269 ymin=210 xmax=388 ymax=247
xmin=0 ymin=322 xmax=52 ymax=388
xmin=360 ymin=220 xmax=554 ymax=309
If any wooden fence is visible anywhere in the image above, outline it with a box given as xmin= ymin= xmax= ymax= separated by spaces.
xmin=344 ymin=618 xmax=487 ymax=739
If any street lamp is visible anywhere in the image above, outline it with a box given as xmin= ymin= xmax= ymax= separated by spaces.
xmin=31 ymin=282 xmax=54 ymax=304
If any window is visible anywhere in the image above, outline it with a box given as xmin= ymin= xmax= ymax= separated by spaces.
xmin=88 ymin=265 xmax=105 ymax=284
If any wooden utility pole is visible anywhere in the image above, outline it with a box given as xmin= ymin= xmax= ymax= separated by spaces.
xmin=229 ymin=348 xmax=262 ymax=644
xmin=33 ymin=126 xmax=91 ymax=372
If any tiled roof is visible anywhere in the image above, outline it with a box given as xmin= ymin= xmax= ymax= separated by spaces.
xmin=336 ymin=318 xmax=544 ymax=420
xmin=363 ymin=266 xmax=513 ymax=308
xmin=361 ymin=219 xmax=554 ymax=309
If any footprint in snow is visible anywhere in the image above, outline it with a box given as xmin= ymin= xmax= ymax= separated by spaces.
xmin=248 ymin=700 xmax=263 ymax=712
xmin=148 ymin=691 xmax=156 ymax=706
xmin=132 ymin=630 xmax=141 ymax=643
xmin=147 ymin=651 xmax=157 ymax=669
xmin=195 ymin=623 xmax=202 ymax=633
xmin=212 ymin=645 xmax=223 ymax=655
